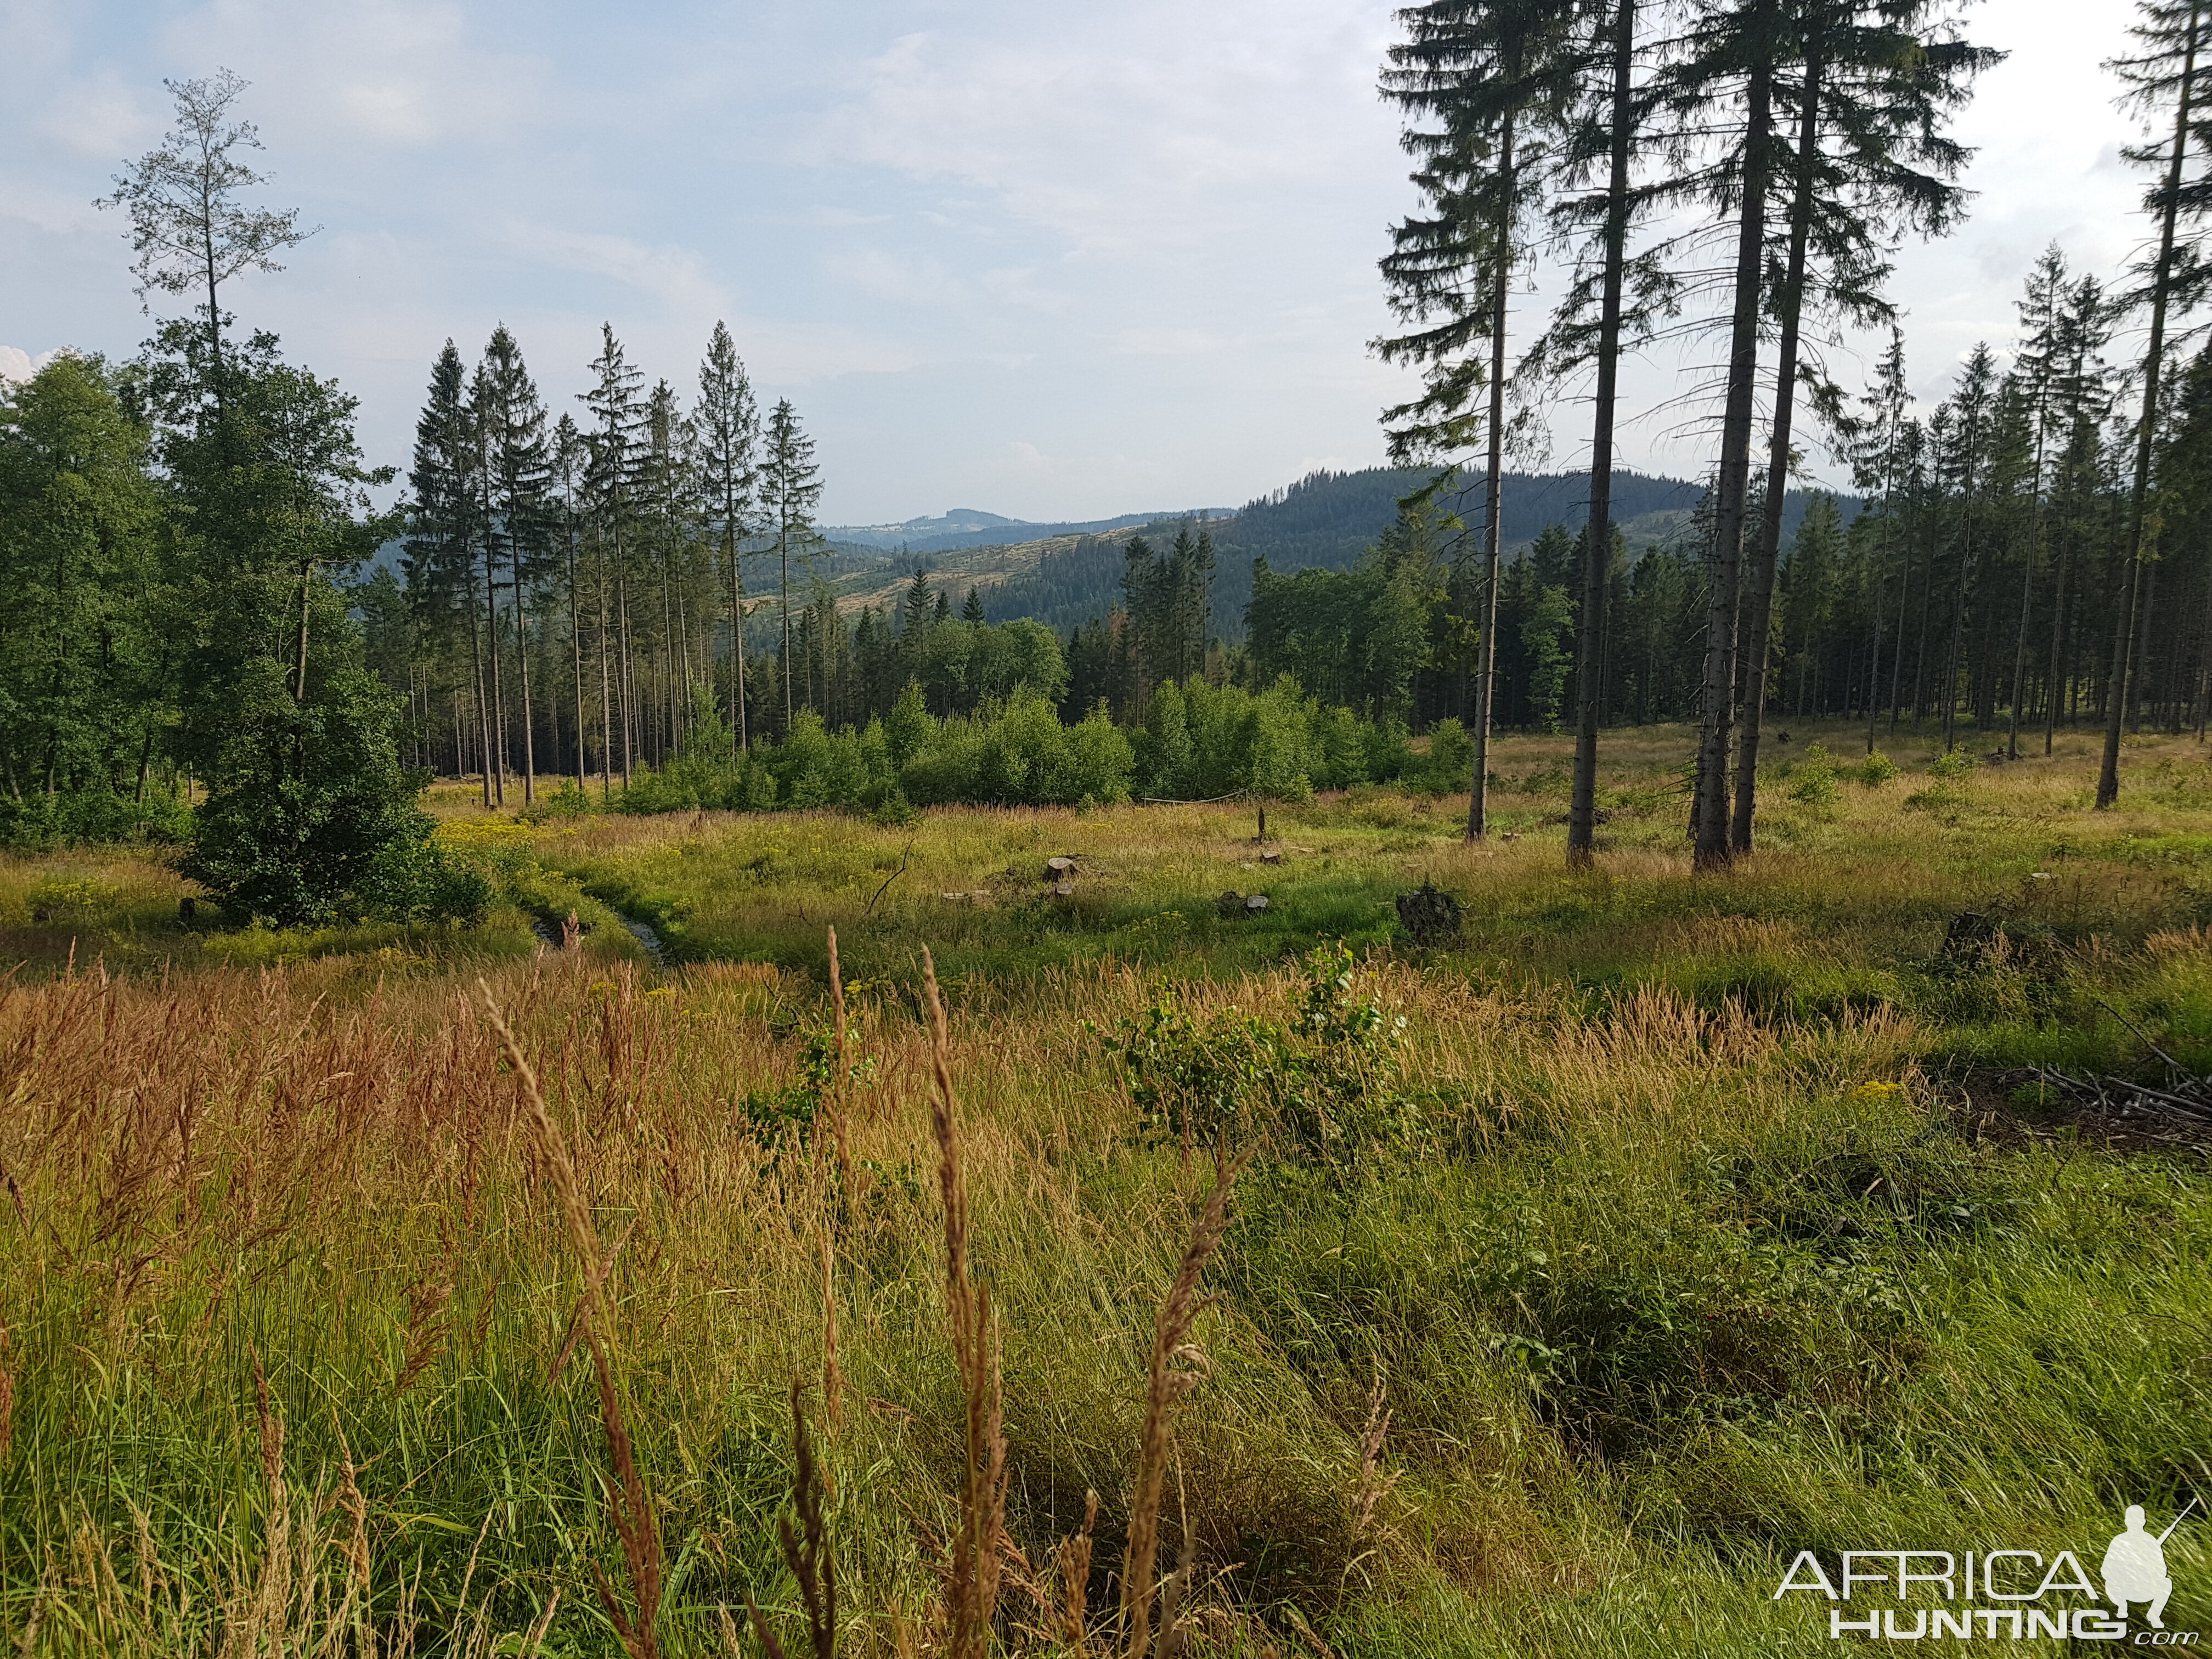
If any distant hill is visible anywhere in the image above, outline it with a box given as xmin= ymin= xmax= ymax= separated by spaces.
xmin=820 ymin=467 xmax=1857 ymax=641
xmin=825 ymin=506 xmax=1230 ymax=557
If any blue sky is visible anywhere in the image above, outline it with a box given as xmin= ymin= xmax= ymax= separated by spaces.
xmin=0 ymin=0 xmax=2148 ymax=524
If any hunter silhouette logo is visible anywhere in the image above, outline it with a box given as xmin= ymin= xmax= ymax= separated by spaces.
xmin=2106 ymin=1502 xmax=2194 ymax=1630
xmin=1772 ymin=1500 xmax=2199 ymax=1642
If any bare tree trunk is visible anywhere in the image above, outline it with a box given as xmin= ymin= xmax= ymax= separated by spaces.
xmin=2010 ymin=476 xmax=2047 ymax=759
xmin=730 ymin=534 xmax=750 ymax=750
xmin=1865 ymin=591 xmax=1884 ymax=757
xmin=569 ymin=515 xmax=586 ymax=794
xmin=1694 ymin=19 xmax=1774 ymax=869
xmin=467 ymin=566 xmax=494 ymax=808
xmin=294 ymin=558 xmax=313 ymax=701
xmin=514 ymin=540 xmax=535 ymax=805
xmin=483 ymin=519 xmax=507 ymax=807
xmin=1570 ymin=0 xmax=1636 ymax=866
xmin=597 ymin=558 xmax=615 ymax=802
xmin=1733 ymin=34 xmax=1820 ymax=851
xmin=1468 ymin=110 xmax=1516 ymax=843
xmin=617 ymin=571 xmax=635 ymax=788
xmin=1888 ymin=533 xmax=1910 ymax=732
xmin=2103 ymin=2 xmax=2201 ymax=804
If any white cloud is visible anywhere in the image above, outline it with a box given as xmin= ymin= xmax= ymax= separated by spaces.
xmin=35 ymin=67 xmax=157 ymax=159
xmin=0 ymin=0 xmax=2160 ymax=522
xmin=0 ymin=174 xmax=107 ymax=235
xmin=824 ymin=247 xmax=969 ymax=308
xmin=500 ymin=224 xmax=728 ymax=319
xmin=820 ymin=5 xmax=1401 ymax=255
xmin=0 ymin=346 xmax=61 ymax=383
xmin=154 ymin=0 xmax=555 ymax=148
xmin=1114 ymin=328 xmax=1249 ymax=358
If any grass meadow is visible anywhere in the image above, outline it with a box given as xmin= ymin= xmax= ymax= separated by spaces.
xmin=3 ymin=721 xmax=2210 ymax=1656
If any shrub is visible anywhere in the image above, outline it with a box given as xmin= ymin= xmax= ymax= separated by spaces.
xmin=1420 ymin=717 xmax=1475 ymax=792
xmin=183 ymin=658 xmax=449 ymax=927
xmin=519 ymin=778 xmax=593 ymax=822
xmin=1111 ymin=943 xmax=1418 ymax=1169
xmin=1788 ymin=743 xmax=1839 ymax=806
xmin=0 ymin=785 xmax=191 ymax=851
xmin=1857 ymin=751 xmax=1901 ymax=786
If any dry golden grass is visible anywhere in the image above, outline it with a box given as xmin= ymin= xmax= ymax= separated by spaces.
xmin=0 ymin=911 xmax=1965 ymax=1654
xmin=7 ymin=725 xmax=2212 ymax=1655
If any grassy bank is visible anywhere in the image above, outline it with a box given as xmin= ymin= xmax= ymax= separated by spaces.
xmin=2 ymin=723 xmax=2209 ymax=1655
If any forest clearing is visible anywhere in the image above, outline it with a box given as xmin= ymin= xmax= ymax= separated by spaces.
xmin=7 ymin=0 xmax=2212 ymax=1646
xmin=4 ymin=726 xmax=2208 ymax=1656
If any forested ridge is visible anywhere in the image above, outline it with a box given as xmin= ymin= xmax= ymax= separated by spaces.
xmin=16 ymin=16 xmax=2212 ymax=1659
xmin=7 ymin=0 xmax=2212 ymax=918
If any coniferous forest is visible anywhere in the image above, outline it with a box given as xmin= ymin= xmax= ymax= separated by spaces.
xmin=15 ymin=8 xmax=2212 ymax=1659
xmin=7 ymin=4 xmax=2212 ymax=912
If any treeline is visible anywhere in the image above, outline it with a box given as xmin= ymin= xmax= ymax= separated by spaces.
xmin=374 ymin=315 xmax=837 ymax=809
xmin=600 ymin=679 xmax=1474 ymax=819
xmin=16 ymin=14 xmax=2212 ymax=904
xmin=1363 ymin=0 xmax=2212 ymax=865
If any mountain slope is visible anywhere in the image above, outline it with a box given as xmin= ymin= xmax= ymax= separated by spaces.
xmin=825 ymin=506 xmax=1228 ymax=556
xmin=815 ymin=466 xmax=1859 ymax=639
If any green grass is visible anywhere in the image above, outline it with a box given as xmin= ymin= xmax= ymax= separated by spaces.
xmin=4 ymin=720 xmax=2212 ymax=1656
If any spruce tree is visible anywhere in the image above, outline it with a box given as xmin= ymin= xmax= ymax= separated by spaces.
xmin=404 ymin=341 xmax=488 ymax=799
xmin=2046 ymin=275 xmax=2119 ymax=751
xmin=2005 ymin=248 xmax=2070 ymax=758
xmin=478 ymin=325 xmax=552 ymax=803
xmin=1730 ymin=0 xmax=1991 ymax=849
xmin=1536 ymin=0 xmax=1669 ymax=862
xmin=466 ymin=352 xmax=510 ymax=805
xmin=1934 ymin=344 xmax=1997 ymax=752
xmin=1844 ymin=327 xmax=1912 ymax=753
xmin=1655 ymin=0 xmax=1785 ymax=867
xmin=580 ymin=325 xmax=645 ymax=791
xmin=760 ymin=398 xmax=824 ymax=726
xmin=551 ymin=413 xmax=588 ymax=790
xmin=640 ymin=379 xmax=693 ymax=760
xmin=694 ymin=322 xmax=759 ymax=748
xmin=2102 ymin=0 xmax=2212 ymax=805
xmin=1379 ymin=0 xmax=1577 ymax=841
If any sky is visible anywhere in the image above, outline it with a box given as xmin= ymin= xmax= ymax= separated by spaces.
xmin=0 ymin=0 xmax=2153 ymax=526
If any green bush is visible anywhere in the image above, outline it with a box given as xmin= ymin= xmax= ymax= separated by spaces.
xmin=518 ymin=778 xmax=592 ymax=822
xmin=616 ymin=684 xmax=1135 ymax=815
xmin=183 ymin=657 xmax=459 ymax=927
xmin=1419 ymin=716 xmax=1476 ymax=792
xmin=1787 ymin=743 xmax=1839 ymax=806
xmin=1111 ymin=942 xmax=1419 ymax=1169
xmin=1857 ymin=751 xmax=1901 ymax=786
xmin=0 ymin=784 xmax=191 ymax=851
xmin=601 ymin=672 xmax=1483 ymax=819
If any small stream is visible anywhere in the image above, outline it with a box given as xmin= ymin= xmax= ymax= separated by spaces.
xmin=528 ymin=911 xmax=668 ymax=969
xmin=618 ymin=916 xmax=668 ymax=968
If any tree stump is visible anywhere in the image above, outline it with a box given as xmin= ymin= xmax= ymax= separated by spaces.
xmin=1395 ymin=882 xmax=1463 ymax=946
